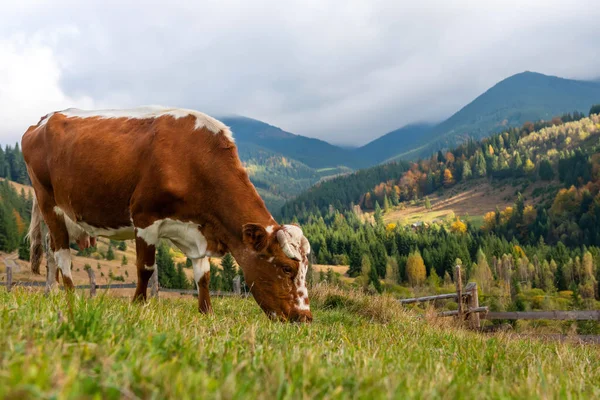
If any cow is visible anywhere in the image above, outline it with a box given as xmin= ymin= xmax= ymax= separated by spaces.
xmin=22 ymin=106 xmax=312 ymax=322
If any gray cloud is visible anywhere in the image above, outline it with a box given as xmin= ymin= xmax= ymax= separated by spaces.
xmin=1 ymin=0 xmax=599 ymax=146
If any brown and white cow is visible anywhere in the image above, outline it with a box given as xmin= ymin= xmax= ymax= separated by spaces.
xmin=22 ymin=106 xmax=312 ymax=322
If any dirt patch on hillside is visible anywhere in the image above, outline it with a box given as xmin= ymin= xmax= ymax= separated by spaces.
xmin=383 ymin=178 xmax=549 ymax=225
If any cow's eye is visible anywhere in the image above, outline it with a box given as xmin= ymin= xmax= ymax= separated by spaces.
xmin=282 ymin=265 xmax=294 ymax=275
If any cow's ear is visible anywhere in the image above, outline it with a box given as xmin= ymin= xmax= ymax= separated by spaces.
xmin=242 ymin=223 xmax=269 ymax=252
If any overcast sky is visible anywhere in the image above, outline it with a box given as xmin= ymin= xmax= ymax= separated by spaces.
xmin=1 ymin=0 xmax=599 ymax=147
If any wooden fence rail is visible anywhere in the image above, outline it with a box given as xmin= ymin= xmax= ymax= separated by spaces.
xmin=3 ymin=264 xmax=245 ymax=298
xmin=399 ymin=265 xmax=600 ymax=328
xmin=484 ymin=311 xmax=600 ymax=321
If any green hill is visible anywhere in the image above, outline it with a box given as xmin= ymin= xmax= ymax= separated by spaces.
xmin=221 ymin=116 xmax=364 ymax=169
xmin=356 ymin=123 xmax=433 ymax=165
xmin=365 ymin=72 xmax=600 ymax=163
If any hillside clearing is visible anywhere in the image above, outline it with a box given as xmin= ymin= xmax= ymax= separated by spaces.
xmin=1 ymin=287 xmax=599 ymax=399
xmin=381 ymin=178 xmax=549 ymax=227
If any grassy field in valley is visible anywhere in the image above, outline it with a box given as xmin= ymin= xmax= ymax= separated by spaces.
xmin=1 ymin=286 xmax=600 ymax=399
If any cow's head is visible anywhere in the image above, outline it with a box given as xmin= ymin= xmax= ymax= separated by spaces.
xmin=241 ymin=223 xmax=312 ymax=322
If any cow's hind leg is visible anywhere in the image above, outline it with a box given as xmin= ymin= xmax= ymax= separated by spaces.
xmin=192 ymin=257 xmax=212 ymax=313
xmin=37 ymin=197 xmax=74 ymax=290
xmin=133 ymin=234 xmax=156 ymax=302
xmin=43 ymin=232 xmax=59 ymax=292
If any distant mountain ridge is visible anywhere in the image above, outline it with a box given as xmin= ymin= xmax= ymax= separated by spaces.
xmin=373 ymin=71 xmax=600 ymax=162
xmin=220 ymin=116 xmax=366 ymax=169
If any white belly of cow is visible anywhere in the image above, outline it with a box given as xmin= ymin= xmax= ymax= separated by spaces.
xmin=55 ymin=208 xmax=208 ymax=259
xmin=136 ymin=218 xmax=208 ymax=258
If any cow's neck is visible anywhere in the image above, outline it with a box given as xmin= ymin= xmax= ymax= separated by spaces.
xmin=209 ymin=173 xmax=276 ymax=259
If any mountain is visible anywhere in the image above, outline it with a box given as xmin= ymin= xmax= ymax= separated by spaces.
xmin=220 ymin=116 xmax=364 ymax=169
xmin=356 ymin=123 xmax=434 ymax=165
xmin=361 ymin=71 xmax=600 ymax=163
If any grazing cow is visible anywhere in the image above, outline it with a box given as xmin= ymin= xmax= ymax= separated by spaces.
xmin=21 ymin=106 xmax=312 ymax=322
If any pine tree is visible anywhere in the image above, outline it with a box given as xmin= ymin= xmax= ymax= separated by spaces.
xmin=348 ymin=243 xmax=363 ymax=277
xmin=106 ymin=245 xmax=115 ymax=261
xmin=538 ymin=159 xmax=554 ymax=180
xmin=383 ymin=195 xmax=390 ymax=212
xmin=476 ymin=152 xmax=487 ymax=177
xmin=221 ymin=253 xmax=237 ymax=291
xmin=208 ymin=260 xmax=222 ymax=291
xmin=156 ymin=242 xmax=177 ymax=288
xmin=368 ymin=261 xmax=383 ymax=293
xmin=374 ymin=201 xmax=383 ymax=225
xmin=424 ymin=196 xmax=432 ymax=210
xmin=121 ymin=255 xmax=128 ymax=266
xmin=427 ymin=267 xmax=441 ymax=288
xmin=118 ymin=241 xmax=127 ymax=251
xmin=462 ymin=161 xmax=472 ymax=181
xmin=18 ymin=234 xmax=30 ymax=261
xmin=360 ymin=255 xmax=372 ymax=288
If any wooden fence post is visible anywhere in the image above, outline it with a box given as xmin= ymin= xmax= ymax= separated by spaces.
xmin=6 ymin=264 xmax=12 ymax=292
xmin=454 ymin=265 xmax=463 ymax=320
xmin=86 ymin=268 xmax=96 ymax=298
xmin=468 ymin=283 xmax=481 ymax=329
xmin=233 ymin=276 xmax=241 ymax=296
xmin=150 ymin=269 xmax=159 ymax=298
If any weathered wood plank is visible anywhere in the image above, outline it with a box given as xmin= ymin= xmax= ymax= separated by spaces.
xmin=483 ymin=311 xmax=600 ymax=321
xmin=150 ymin=269 xmax=159 ymax=298
xmin=6 ymin=264 xmax=12 ymax=292
xmin=400 ymin=292 xmax=459 ymax=304
xmin=455 ymin=266 xmax=463 ymax=319
xmin=439 ymin=306 xmax=488 ymax=317
xmin=86 ymin=268 xmax=96 ymax=298
xmin=468 ymin=283 xmax=481 ymax=329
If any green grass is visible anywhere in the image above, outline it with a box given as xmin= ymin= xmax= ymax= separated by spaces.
xmin=1 ymin=287 xmax=600 ymax=399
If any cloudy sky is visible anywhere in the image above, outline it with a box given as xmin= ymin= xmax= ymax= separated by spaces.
xmin=1 ymin=0 xmax=599 ymax=146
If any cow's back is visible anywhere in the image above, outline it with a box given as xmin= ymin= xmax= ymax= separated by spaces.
xmin=22 ymin=107 xmax=234 ymax=229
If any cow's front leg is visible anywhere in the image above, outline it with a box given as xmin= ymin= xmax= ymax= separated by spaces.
xmin=193 ymin=257 xmax=212 ymax=313
xmin=133 ymin=233 xmax=156 ymax=302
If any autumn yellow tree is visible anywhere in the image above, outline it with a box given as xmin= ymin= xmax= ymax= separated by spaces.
xmin=443 ymin=169 xmax=455 ymax=187
xmin=406 ymin=250 xmax=426 ymax=287
xmin=523 ymin=158 xmax=535 ymax=174
xmin=450 ymin=218 xmax=467 ymax=234
xmin=482 ymin=211 xmax=496 ymax=232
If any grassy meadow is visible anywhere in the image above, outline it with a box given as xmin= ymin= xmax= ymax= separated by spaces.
xmin=1 ymin=286 xmax=600 ymax=399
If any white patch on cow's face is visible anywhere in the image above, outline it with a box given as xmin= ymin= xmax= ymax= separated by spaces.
xmin=136 ymin=218 xmax=208 ymax=259
xmin=53 ymin=106 xmax=234 ymax=142
xmin=294 ymin=259 xmax=310 ymax=311
xmin=277 ymin=224 xmax=311 ymax=312
xmin=192 ymin=257 xmax=211 ymax=290
xmin=265 ymin=225 xmax=275 ymax=234
xmin=54 ymin=248 xmax=72 ymax=279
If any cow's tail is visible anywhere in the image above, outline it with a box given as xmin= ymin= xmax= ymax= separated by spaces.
xmin=26 ymin=194 xmax=44 ymax=275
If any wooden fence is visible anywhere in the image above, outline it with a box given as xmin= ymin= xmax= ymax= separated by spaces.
xmin=400 ymin=265 xmax=486 ymax=328
xmin=3 ymin=264 xmax=244 ymax=298
xmin=399 ymin=265 xmax=600 ymax=328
